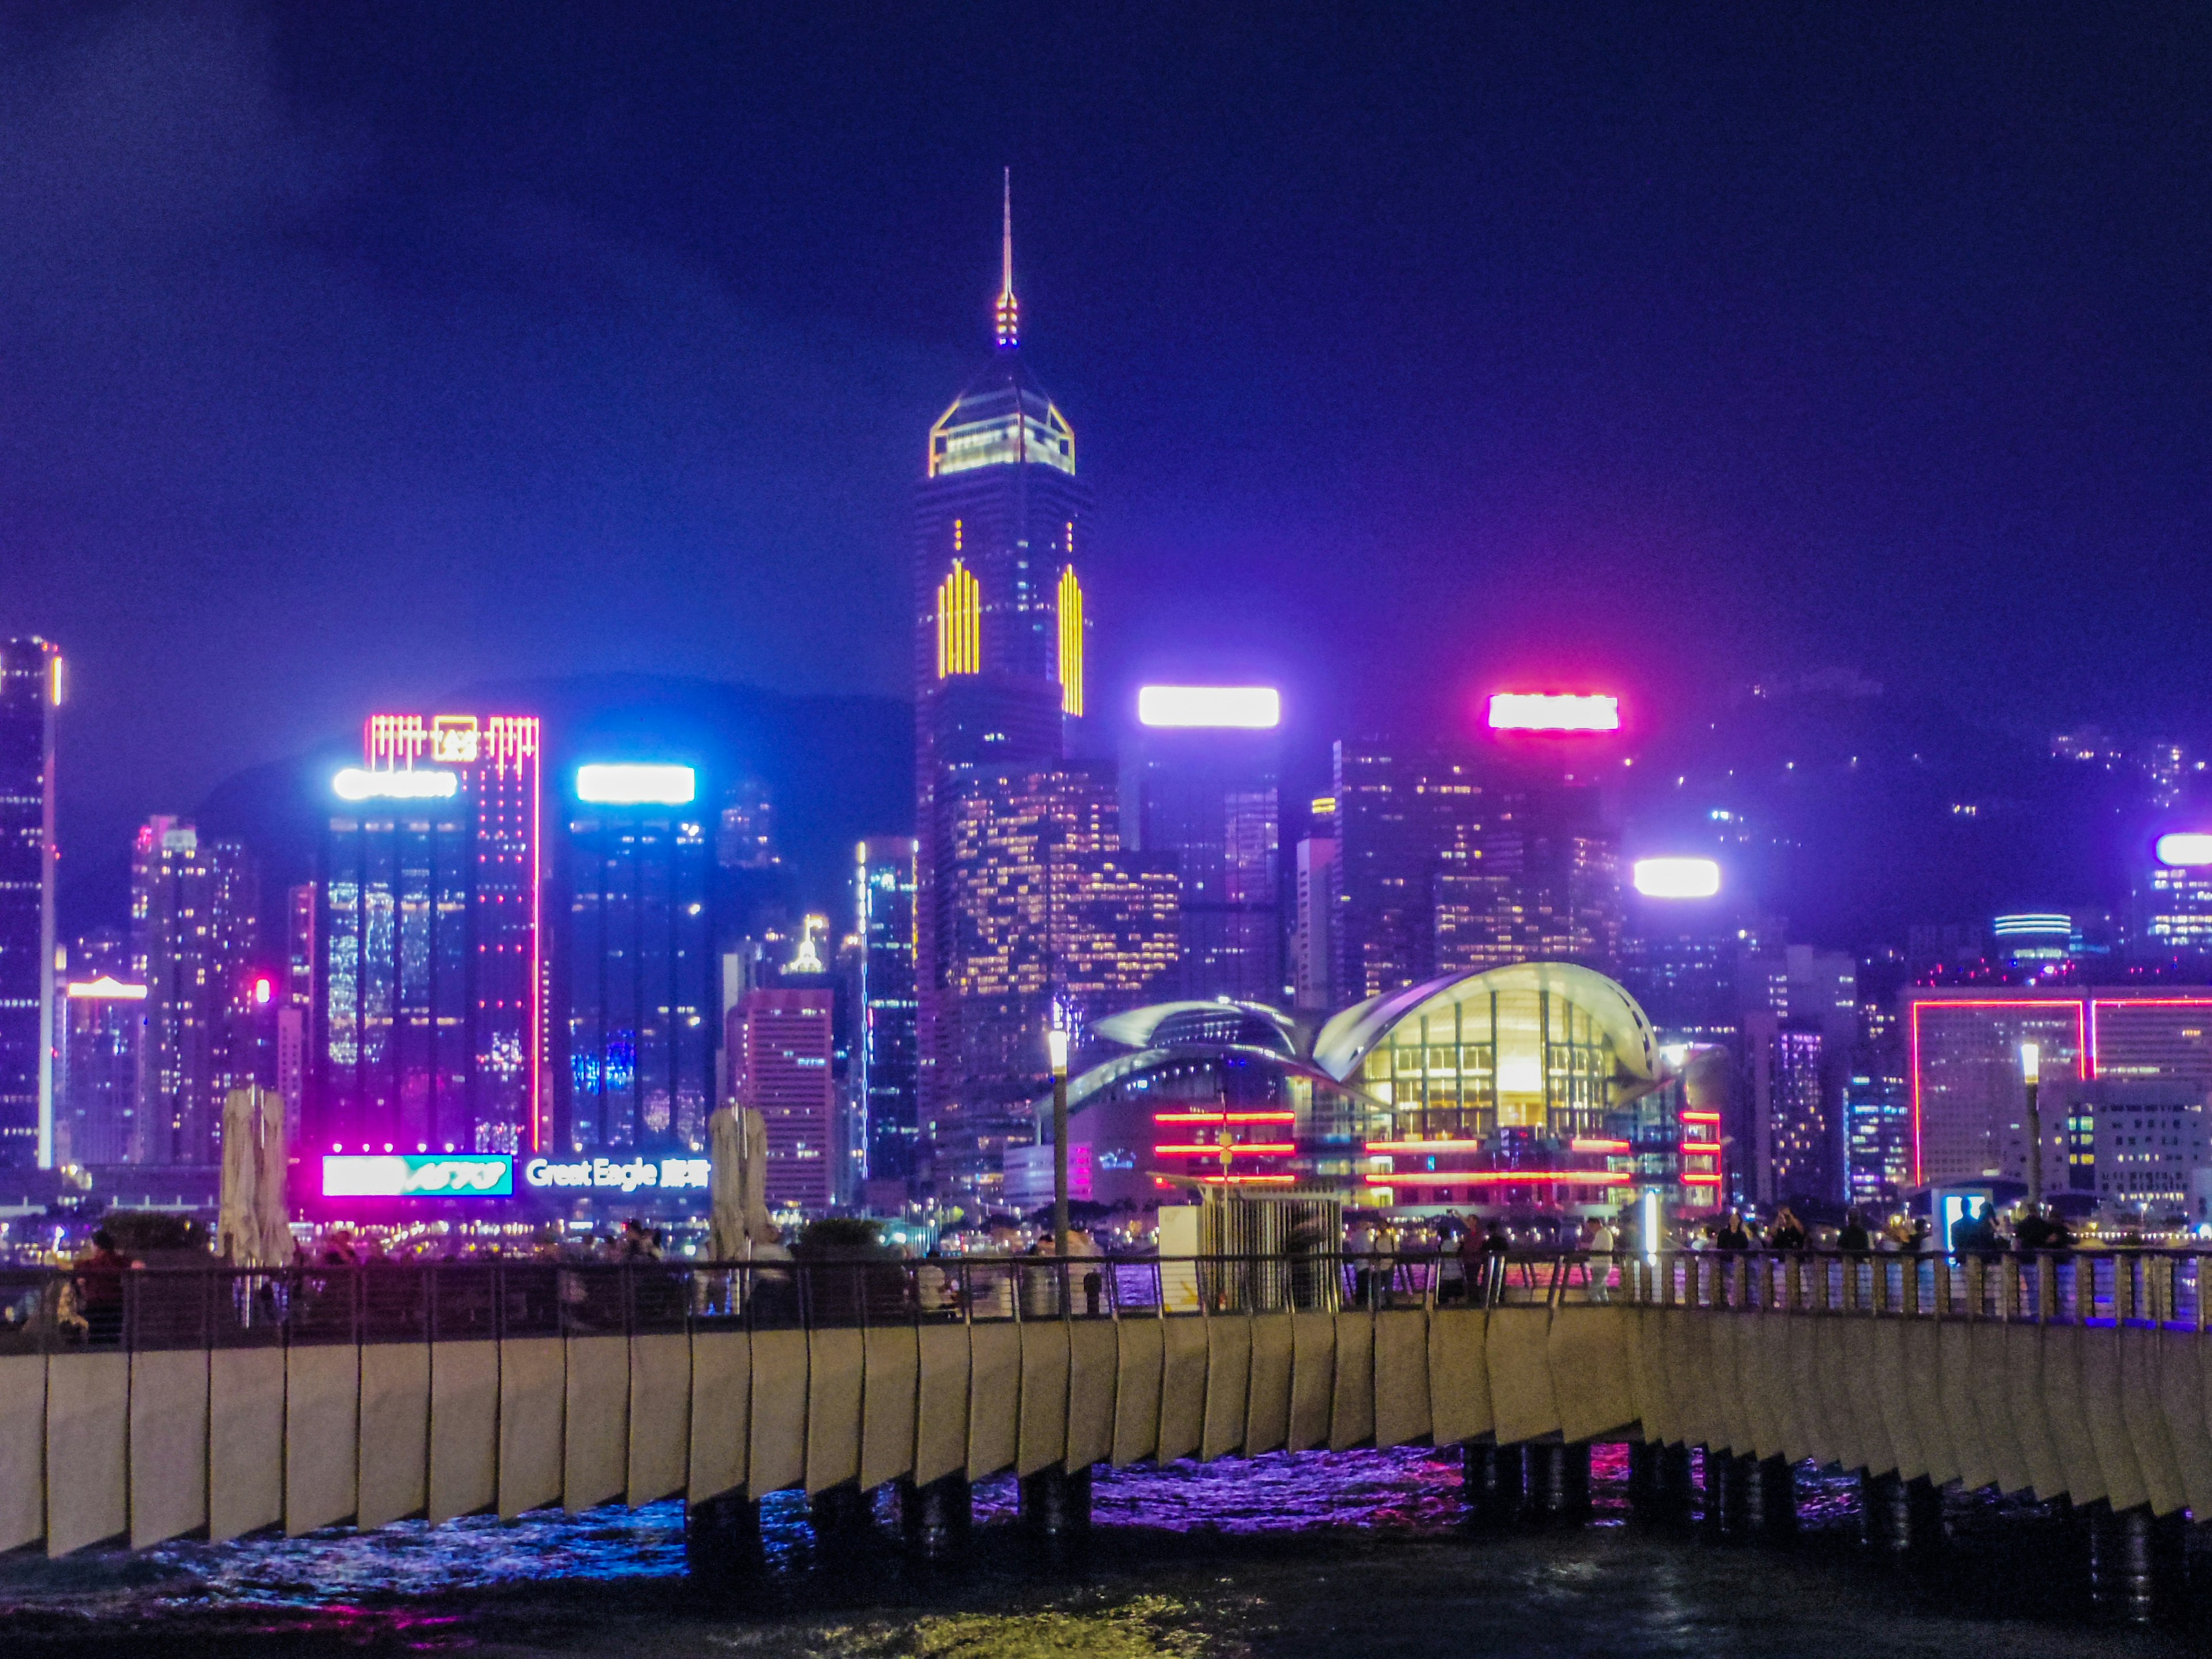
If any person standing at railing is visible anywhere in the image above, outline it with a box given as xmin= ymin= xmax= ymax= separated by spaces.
xmin=1715 ymin=1211 xmax=1751 ymax=1251
xmin=1838 ymin=1213 xmax=1872 ymax=1255
xmin=71 ymin=1229 xmax=130 ymax=1347
xmin=1586 ymin=1215 xmax=1616 ymax=1302
xmin=1768 ymin=1207 xmax=1808 ymax=1251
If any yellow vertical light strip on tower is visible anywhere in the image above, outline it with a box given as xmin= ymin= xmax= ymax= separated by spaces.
xmin=1056 ymin=565 xmax=1084 ymax=716
xmin=935 ymin=559 xmax=980 ymax=677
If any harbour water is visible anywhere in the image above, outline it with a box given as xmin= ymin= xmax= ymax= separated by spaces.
xmin=1 ymin=1449 xmax=2193 ymax=1658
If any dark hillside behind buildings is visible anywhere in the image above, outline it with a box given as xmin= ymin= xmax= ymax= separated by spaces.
xmin=60 ymin=677 xmax=914 ymax=945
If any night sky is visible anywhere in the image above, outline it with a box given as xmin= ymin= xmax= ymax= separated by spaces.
xmin=5 ymin=5 xmax=2209 ymax=900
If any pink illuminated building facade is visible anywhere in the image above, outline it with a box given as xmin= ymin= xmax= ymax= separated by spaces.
xmin=1904 ymin=987 xmax=2212 ymax=1191
xmin=728 ymin=987 xmax=836 ymax=1213
xmin=313 ymin=713 xmax=545 ymax=1161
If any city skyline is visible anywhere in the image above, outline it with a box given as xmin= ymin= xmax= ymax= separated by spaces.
xmin=6 ymin=9 xmax=2212 ymax=908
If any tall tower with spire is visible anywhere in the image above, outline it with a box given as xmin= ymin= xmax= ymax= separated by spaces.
xmin=911 ymin=173 xmax=1099 ymax=1200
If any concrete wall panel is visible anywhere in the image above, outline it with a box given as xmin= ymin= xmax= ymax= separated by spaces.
xmin=563 ymin=1334 xmax=629 ymax=1513
xmin=1870 ymin=1321 xmax=1925 ymax=1483
xmin=1110 ymin=1317 xmax=1164 ymax=1467
xmin=804 ymin=1328 xmax=864 ymax=1495
xmin=2077 ymin=1326 xmax=2149 ymax=1512
xmin=1244 ymin=1314 xmax=1293 ymax=1455
xmin=2004 ymin=1322 xmax=2065 ymax=1502
xmin=747 ymin=1328 xmax=808 ymax=1495
xmin=208 ymin=1345 xmax=285 ymax=1542
xmin=1287 ymin=1312 xmax=1335 ymax=1452
xmin=627 ymin=1332 xmax=691 ymax=1506
xmin=1902 ymin=1320 xmax=1960 ymax=1487
xmin=1158 ymin=1316 xmax=1209 ymax=1463
xmin=427 ymin=1339 xmax=498 ymax=1524
xmin=913 ymin=1324 xmax=968 ymax=1486
xmin=498 ymin=1336 xmax=565 ymax=1518
xmin=1427 ymin=1309 xmax=1490 ymax=1446
xmin=285 ymin=1342 xmax=359 ymax=1535
xmin=966 ymin=1321 xmax=1021 ymax=1480
xmin=128 ymin=1347 xmax=208 ymax=1548
xmin=0 ymin=1353 xmax=43 ymax=1552
xmin=1328 ymin=1311 xmax=1376 ymax=1450
xmin=2169 ymin=1331 xmax=2212 ymax=1516
xmin=1936 ymin=1320 xmax=1993 ymax=1491
xmin=1668 ymin=1312 xmax=1711 ymax=1451
xmin=2039 ymin=1325 xmax=2105 ymax=1506
xmin=1486 ymin=1308 xmax=1558 ymax=1445
xmin=1709 ymin=1317 xmax=1749 ymax=1456
xmin=1839 ymin=1321 xmax=1896 ymax=1477
xmin=1966 ymin=1323 xmax=2027 ymax=1495
xmin=45 ymin=1351 xmax=127 ymax=1556
xmin=687 ymin=1330 xmax=750 ymax=1504
xmin=2118 ymin=1327 xmax=2185 ymax=1517
xmin=1373 ymin=1310 xmax=1431 ymax=1450
xmin=357 ymin=1340 xmax=429 ymax=1529
xmin=1066 ymin=1320 xmax=1118 ymax=1469
xmin=1017 ymin=1322 xmax=1072 ymax=1476
xmin=1815 ymin=1319 xmax=1863 ymax=1472
xmin=1202 ymin=1318 xmax=1252 ymax=1460
xmin=859 ymin=1325 xmax=919 ymax=1492
xmin=1548 ymin=1308 xmax=1631 ymax=1444
xmin=1735 ymin=1318 xmax=1778 ymax=1460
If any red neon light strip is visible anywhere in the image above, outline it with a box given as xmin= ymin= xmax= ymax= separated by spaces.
xmin=1364 ymin=1139 xmax=1487 ymax=1153
xmin=1198 ymin=1175 xmax=1296 ymax=1185
xmin=1679 ymin=1142 xmax=1720 ymax=1154
xmin=1680 ymin=1175 xmax=1722 ymax=1184
xmin=1153 ymin=1143 xmax=1296 ymax=1157
xmin=1570 ymin=1138 xmax=1630 ymax=1153
xmin=1365 ymin=1171 xmax=1629 ymax=1185
xmin=1152 ymin=1111 xmax=1295 ymax=1124
xmin=1679 ymin=1111 xmax=1719 ymax=1123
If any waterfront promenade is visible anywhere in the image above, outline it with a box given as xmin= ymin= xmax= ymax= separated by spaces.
xmin=5 ymin=1245 xmax=2209 ymax=1617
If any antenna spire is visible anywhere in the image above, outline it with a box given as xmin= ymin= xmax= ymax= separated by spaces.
xmin=994 ymin=167 xmax=1020 ymax=349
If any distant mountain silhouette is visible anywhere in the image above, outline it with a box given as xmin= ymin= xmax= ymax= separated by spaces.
xmin=192 ymin=675 xmax=914 ymax=930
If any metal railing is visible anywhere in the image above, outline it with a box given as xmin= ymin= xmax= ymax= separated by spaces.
xmin=3 ymin=1248 xmax=2206 ymax=1354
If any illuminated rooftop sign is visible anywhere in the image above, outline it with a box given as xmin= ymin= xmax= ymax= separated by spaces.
xmin=2157 ymin=833 xmax=2212 ymax=868
xmin=333 ymin=767 xmax=460 ymax=802
xmin=322 ymin=1153 xmax=512 ymax=1198
xmin=1993 ymin=914 xmax=2070 ymax=938
xmin=575 ymin=764 xmax=697 ymax=806
xmin=1631 ymin=857 xmax=1722 ymax=899
xmin=1487 ymin=693 xmax=1620 ymax=732
xmin=66 ymin=976 xmax=147 ymax=1001
xmin=1137 ymin=685 xmax=1282 ymax=729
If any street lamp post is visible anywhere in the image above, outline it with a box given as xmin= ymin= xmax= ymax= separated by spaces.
xmin=2020 ymin=1040 xmax=2042 ymax=1218
xmin=1047 ymin=1026 xmax=1071 ymax=1258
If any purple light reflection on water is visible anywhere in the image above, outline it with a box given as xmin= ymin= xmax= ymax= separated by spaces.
xmin=0 ymin=1444 xmax=1872 ymax=1628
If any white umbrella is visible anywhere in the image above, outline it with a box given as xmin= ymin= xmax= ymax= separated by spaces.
xmin=709 ymin=1103 xmax=769 ymax=1262
xmin=218 ymin=1087 xmax=259 ymax=1264
xmin=218 ymin=1086 xmax=291 ymax=1267
xmin=251 ymin=1088 xmax=291 ymax=1265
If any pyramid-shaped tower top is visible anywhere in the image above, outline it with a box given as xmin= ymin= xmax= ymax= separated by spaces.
xmin=926 ymin=170 xmax=1075 ymax=479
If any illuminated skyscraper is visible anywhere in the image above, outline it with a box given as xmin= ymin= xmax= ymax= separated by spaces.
xmin=1330 ymin=741 xmax=1486 ymax=999
xmin=856 ymin=837 xmax=919 ymax=1184
xmin=558 ymin=763 xmax=713 ymax=1157
xmin=0 ymin=637 xmax=60 ymax=1168
xmin=914 ymin=175 xmax=1094 ymax=1158
xmin=1431 ymin=785 xmax=1622 ymax=978
xmin=1126 ymin=698 xmax=1283 ymax=1003
xmin=727 ymin=986 xmax=836 ymax=1214
xmin=314 ymin=713 xmax=544 ymax=1158
xmin=56 ymin=931 xmax=143 ymax=1168
xmin=131 ymin=819 xmax=260 ymax=1165
xmin=935 ymin=763 xmax=1178 ymax=1200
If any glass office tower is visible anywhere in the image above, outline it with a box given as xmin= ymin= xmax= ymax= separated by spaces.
xmin=315 ymin=713 xmax=543 ymax=1157
xmin=0 ymin=637 xmax=59 ymax=1168
xmin=558 ymin=764 xmax=713 ymax=1156
xmin=857 ymin=836 xmax=919 ymax=1185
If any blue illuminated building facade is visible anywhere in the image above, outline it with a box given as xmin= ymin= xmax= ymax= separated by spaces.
xmin=556 ymin=766 xmax=714 ymax=1157
xmin=857 ymin=836 xmax=919 ymax=1185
